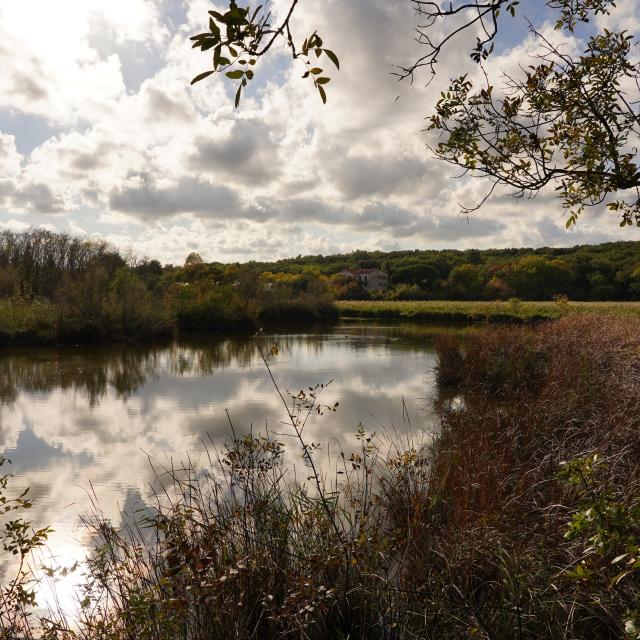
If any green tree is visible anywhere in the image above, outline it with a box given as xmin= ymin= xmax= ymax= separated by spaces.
xmin=506 ymin=256 xmax=575 ymax=300
xmin=194 ymin=0 xmax=640 ymax=227
xmin=185 ymin=252 xmax=204 ymax=267
xmin=446 ymin=263 xmax=485 ymax=299
xmin=391 ymin=260 xmax=440 ymax=289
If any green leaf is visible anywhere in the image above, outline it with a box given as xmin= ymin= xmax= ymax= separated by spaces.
xmin=316 ymin=77 xmax=330 ymax=85
xmin=191 ymin=70 xmax=215 ymax=85
xmin=235 ymin=84 xmax=242 ymax=108
xmin=246 ymin=69 xmax=254 ymax=80
xmin=318 ymin=84 xmax=327 ymax=104
xmin=228 ymin=45 xmax=238 ymax=57
xmin=310 ymin=67 xmax=322 ymax=75
xmin=323 ymin=49 xmax=340 ymax=69
xmin=225 ymin=70 xmax=244 ymax=79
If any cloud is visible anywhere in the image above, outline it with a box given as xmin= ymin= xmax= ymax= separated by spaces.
xmin=189 ymin=119 xmax=283 ymax=185
xmin=0 ymin=133 xmax=22 ymax=176
xmin=145 ymin=87 xmax=192 ymax=122
xmin=11 ymin=183 xmax=67 ymax=214
xmin=1 ymin=0 xmax=638 ymax=261
xmin=329 ymin=155 xmax=439 ymax=200
xmin=109 ymin=175 xmax=241 ymax=220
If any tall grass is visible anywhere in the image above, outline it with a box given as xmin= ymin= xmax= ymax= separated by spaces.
xmin=337 ymin=299 xmax=640 ymax=323
xmin=3 ymin=316 xmax=640 ymax=638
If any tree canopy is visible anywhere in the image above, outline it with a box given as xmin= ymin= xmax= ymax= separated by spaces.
xmin=193 ymin=0 xmax=640 ymax=227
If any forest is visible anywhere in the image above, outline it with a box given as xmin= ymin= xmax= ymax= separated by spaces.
xmin=251 ymin=242 xmax=640 ymax=302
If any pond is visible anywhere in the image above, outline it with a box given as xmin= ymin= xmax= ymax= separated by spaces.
xmin=0 ymin=321 xmax=461 ymax=609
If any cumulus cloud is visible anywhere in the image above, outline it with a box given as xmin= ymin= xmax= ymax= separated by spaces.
xmin=109 ymin=175 xmax=241 ymax=220
xmin=11 ymin=183 xmax=67 ymax=214
xmin=189 ymin=119 xmax=283 ymax=185
xmin=0 ymin=0 xmax=637 ymax=260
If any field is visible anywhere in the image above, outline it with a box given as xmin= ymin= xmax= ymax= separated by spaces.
xmin=336 ymin=299 xmax=640 ymax=322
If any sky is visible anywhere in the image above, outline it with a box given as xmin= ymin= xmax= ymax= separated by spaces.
xmin=0 ymin=0 xmax=638 ymax=265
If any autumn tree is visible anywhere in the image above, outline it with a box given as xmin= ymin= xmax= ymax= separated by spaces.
xmin=193 ymin=0 xmax=640 ymax=227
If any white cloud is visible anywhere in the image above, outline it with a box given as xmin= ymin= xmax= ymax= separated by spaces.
xmin=0 ymin=0 xmax=638 ymax=261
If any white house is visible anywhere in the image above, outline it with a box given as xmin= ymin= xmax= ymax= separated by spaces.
xmin=339 ymin=268 xmax=388 ymax=291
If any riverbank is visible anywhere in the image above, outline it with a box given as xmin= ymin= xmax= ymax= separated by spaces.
xmin=337 ymin=298 xmax=640 ymax=322
xmin=6 ymin=296 xmax=640 ymax=347
xmin=0 ymin=297 xmax=339 ymax=347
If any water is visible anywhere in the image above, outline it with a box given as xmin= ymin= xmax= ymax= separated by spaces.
xmin=0 ymin=321 xmax=453 ymax=609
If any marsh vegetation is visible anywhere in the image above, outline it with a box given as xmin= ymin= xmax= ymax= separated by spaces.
xmin=2 ymin=315 xmax=639 ymax=638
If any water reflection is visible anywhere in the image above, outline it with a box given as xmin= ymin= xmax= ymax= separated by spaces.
xmin=0 ymin=322 xmax=462 ymax=608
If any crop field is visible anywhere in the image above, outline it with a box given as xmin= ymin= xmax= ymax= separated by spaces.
xmin=336 ymin=299 xmax=640 ymax=323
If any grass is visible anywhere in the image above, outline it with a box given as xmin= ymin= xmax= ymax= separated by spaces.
xmin=0 ymin=299 xmax=59 ymax=345
xmin=337 ymin=298 xmax=640 ymax=323
xmin=3 ymin=316 xmax=640 ymax=638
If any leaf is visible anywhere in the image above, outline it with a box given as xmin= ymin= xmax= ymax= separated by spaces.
xmin=310 ymin=67 xmax=322 ymax=75
xmin=246 ymin=69 xmax=254 ymax=80
xmin=228 ymin=45 xmax=238 ymax=57
xmin=191 ymin=70 xmax=215 ymax=85
xmin=318 ymin=84 xmax=327 ymax=104
xmin=235 ymin=84 xmax=242 ymax=109
xmin=225 ymin=70 xmax=244 ymax=79
xmin=612 ymin=553 xmax=629 ymax=564
xmin=316 ymin=77 xmax=330 ymax=85
xmin=610 ymin=569 xmax=632 ymax=587
xmin=323 ymin=49 xmax=340 ymax=69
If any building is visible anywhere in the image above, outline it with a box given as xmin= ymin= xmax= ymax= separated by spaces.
xmin=339 ymin=268 xmax=388 ymax=291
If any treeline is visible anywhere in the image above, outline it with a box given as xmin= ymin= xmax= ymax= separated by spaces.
xmin=241 ymin=243 xmax=640 ymax=301
xmin=0 ymin=230 xmax=335 ymax=346
xmin=3 ymin=228 xmax=640 ymax=345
